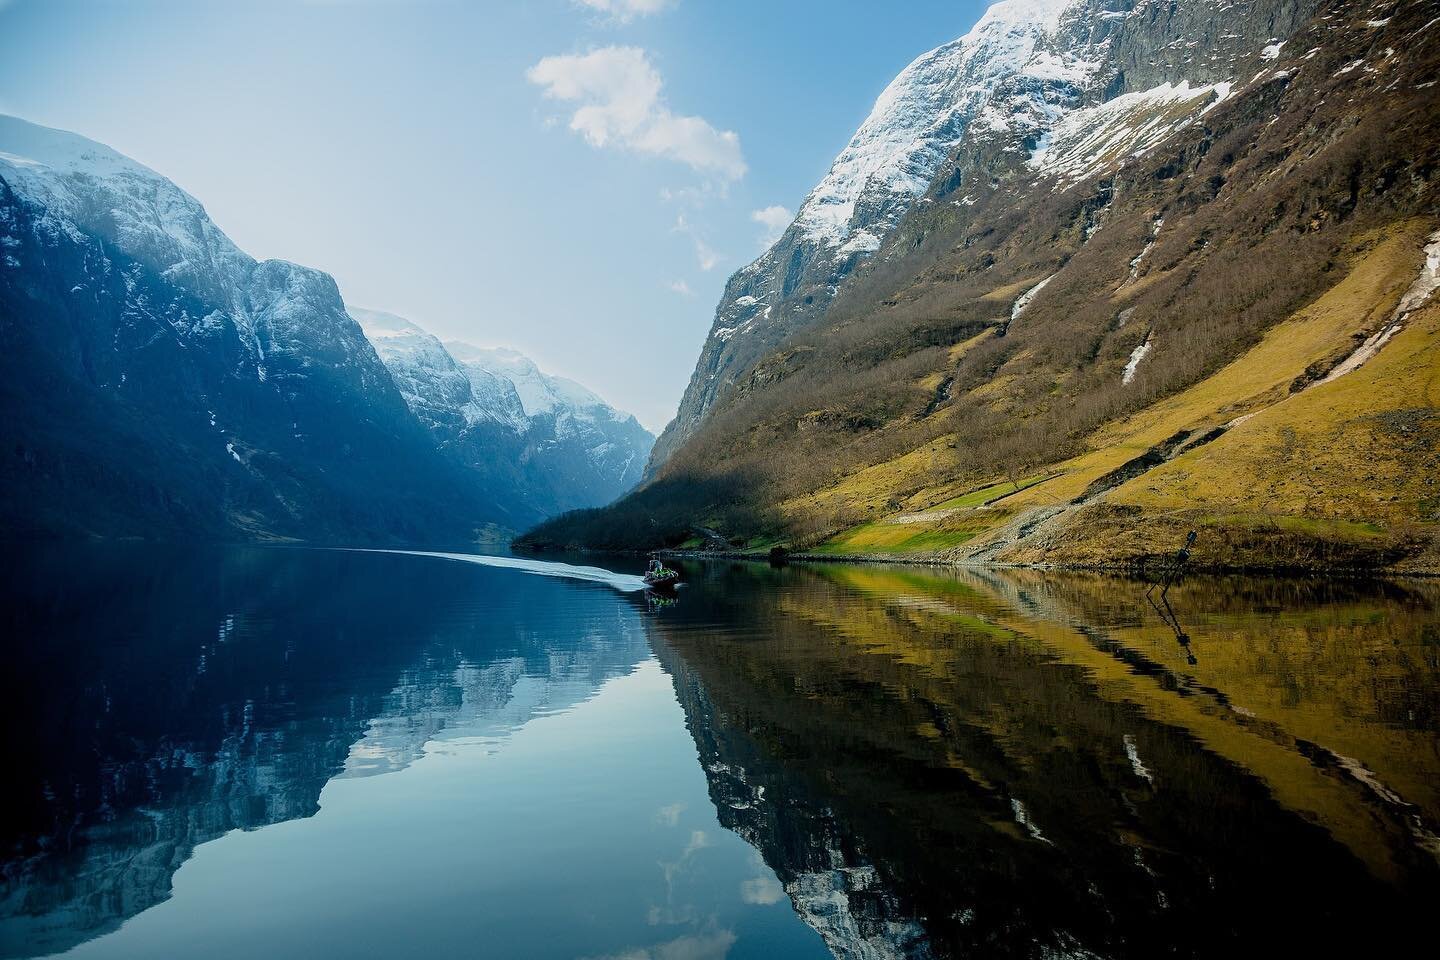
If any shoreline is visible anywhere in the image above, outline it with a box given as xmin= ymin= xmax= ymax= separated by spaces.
xmin=526 ymin=545 xmax=1440 ymax=580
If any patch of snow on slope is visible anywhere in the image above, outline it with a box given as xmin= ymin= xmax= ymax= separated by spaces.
xmin=838 ymin=229 xmax=883 ymax=255
xmin=1126 ymin=218 xmax=1164 ymax=283
xmin=1123 ymin=333 xmax=1154 ymax=385
xmin=1316 ymin=232 xmax=1440 ymax=387
xmin=1011 ymin=272 xmax=1057 ymax=321
xmin=1029 ymin=81 xmax=1229 ymax=184
xmin=1201 ymin=81 xmax=1234 ymax=113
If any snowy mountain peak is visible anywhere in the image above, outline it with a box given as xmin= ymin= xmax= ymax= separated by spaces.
xmin=964 ymin=0 xmax=1077 ymax=41
xmin=444 ymin=341 xmax=617 ymax=423
xmin=349 ymin=307 xmax=427 ymax=339
xmin=0 ymin=115 xmax=254 ymax=320
xmin=650 ymin=0 xmax=1323 ymax=474
xmin=0 ymin=114 xmax=155 ymax=180
xmin=0 ymin=116 xmax=537 ymax=540
xmin=794 ymin=0 xmax=1086 ymax=249
xmin=352 ymin=309 xmax=529 ymax=434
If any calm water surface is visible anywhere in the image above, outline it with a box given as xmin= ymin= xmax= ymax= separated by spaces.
xmin=1 ymin=545 xmax=1437 ymax=959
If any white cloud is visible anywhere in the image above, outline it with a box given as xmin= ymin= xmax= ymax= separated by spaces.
xmin=659 ymin=181 xmax=733 ymax=206
xmin=682 ymin=829 xmax=710 ymax=857
xmin=691 ymin=238 xmax=719 ymax=271
xmin=581 ymin=931 xmax=737 ymax=960
xmin=653 ymin=802 xmax=685 ymax=824
xmin=750 ymin=205 xmax=793 ymax=247
xmin=672 ymin=213 xmax=721 ymax=271
xmin=575 ymin=0 xmax=673 ymax=21
xmin=740 ymin=874 xmax=785 ymax=906
xmin=659 ymin=185 xmax=702 ymax=204
xmin=667 ymin=280 xmax=694 ymax=296
xmin=527 ymin=47 xmax=746 ymax=181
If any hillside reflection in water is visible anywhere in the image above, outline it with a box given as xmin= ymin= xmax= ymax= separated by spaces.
xmin=647 ymin=562 xmax=1440 ymax=959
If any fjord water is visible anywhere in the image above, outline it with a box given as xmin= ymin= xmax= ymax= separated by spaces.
xmin=2 ymin=547 xmax=1437 ymax=959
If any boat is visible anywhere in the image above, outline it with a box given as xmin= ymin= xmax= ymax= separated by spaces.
xmin=643 ymin=560 xmax=682 ymax=592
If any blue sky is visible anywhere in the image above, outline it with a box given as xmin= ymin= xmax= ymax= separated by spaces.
xmin=0 ymin=0 xmax=988 ymax=430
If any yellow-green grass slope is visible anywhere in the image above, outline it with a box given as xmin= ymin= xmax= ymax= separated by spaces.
xmin=805 ymin=224 xmax=1440 ymax=572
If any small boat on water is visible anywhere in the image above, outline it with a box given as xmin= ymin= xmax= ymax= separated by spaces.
xmin=644 ymin=558 xmax=682 ymax=592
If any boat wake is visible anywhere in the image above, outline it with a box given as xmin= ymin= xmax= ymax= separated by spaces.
xmin=348 ymin=550 xmax=650 ymax=593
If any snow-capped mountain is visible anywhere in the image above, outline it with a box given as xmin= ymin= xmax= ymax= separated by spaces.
xmin=649 ymin=0 xmax=1322 ymax=470
xmin=795 ymin=0 xmax=1090 ymax=254
xmin=531 ymin=0 xmax=1440 ymax=564
xmin=355 ymin=310 xmax=653 ymax=516
xmin=2 ymin=115 xmax=534 ymax=540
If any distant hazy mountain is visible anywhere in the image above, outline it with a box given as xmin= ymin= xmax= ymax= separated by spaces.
xmin=355 ymin=309 xmax=653 ymax=517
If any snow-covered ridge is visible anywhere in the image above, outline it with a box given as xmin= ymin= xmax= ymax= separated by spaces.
xmin=794 ymin=0 xmax=1087 ymax=248
xmin=353 ymin=309 xmax=645 ymax=436
xmin=355 ymin=311 xmax=645 ymax=433
xmin=0 ymin=114 xmax=255 ymax=326
xmin=352 ymin=308 xmax=528 ymax=432
xmin=1028 ymin=79 xmax=1232 ymax=183
xmin=651 ymin=0 xmax=1103 ymax=469
xmin=446 ymin=342 xmax=620 ymax=423
xmin=0 ymin=113 xmax=392 ymax=398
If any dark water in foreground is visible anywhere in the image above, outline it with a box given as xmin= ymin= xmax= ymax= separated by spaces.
xmin=2 ymin=546 xmax=1438 ymax=959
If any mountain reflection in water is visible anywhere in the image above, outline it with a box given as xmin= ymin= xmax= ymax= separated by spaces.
xmin=1 ymin=546 xmax=1437 ymax=959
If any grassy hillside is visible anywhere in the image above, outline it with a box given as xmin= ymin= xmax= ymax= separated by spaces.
xmin=805 ymin=225 xmax=1440 ymax=571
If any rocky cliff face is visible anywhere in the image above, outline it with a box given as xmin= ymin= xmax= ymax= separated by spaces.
xmin=0 ymin=115 xmax=523 ymax=541
xmin=355 ymin=309 xmax=653 ymax=518
xmin=649 ymin=0 xmax=1323 ymax=471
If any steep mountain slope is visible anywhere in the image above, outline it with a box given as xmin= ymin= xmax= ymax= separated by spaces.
xmin=650 ymin=0 xmax=1323 ymax=469
xmin=355 ymin=309 xmax=653 ymax=517
xmin=523 ymin=0 xmax=1440 ymax=571
xmin=0 ymin=116 xmax=512 ymax=541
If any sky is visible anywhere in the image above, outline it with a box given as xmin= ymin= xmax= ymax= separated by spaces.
xmin=0 ymin=0 xmax=989 ymax=431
